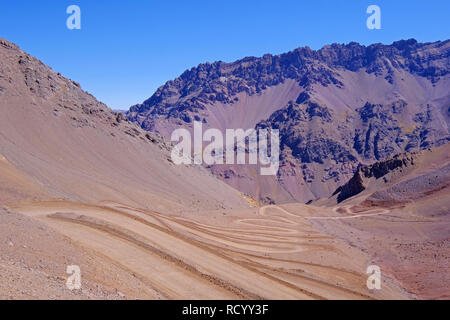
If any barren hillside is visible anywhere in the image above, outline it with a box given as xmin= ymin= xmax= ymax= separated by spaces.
xmin=0 ymin=38 xmax=247 ymax=211
xmin=311 ymin=144 xmax=450 ymax=299
xmin=127 ymin=39 xmax=450 ymax=203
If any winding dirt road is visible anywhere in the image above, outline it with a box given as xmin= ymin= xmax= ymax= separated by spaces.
xmin=10 ymin=200 xmax=405 ymax=300
xmin=306 ymin=205 xmax=390 ymax=220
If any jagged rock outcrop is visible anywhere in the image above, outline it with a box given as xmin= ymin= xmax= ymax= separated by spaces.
xmin=126 ymin=39 xmax=450 ymax=203
xmin=332 ymin=153 xmax=416 ymax=203
xmin=128 ymin=39 xmax=449 ymax=128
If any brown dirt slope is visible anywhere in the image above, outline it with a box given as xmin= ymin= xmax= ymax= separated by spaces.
xmin=309 ymin=144 xmax=450 ymax=299
xmin=0 ymin=38 xmax=248 ymax=212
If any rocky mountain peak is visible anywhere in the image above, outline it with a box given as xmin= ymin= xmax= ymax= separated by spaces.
xmin=126 ymin=39 xmax=449 ymax=203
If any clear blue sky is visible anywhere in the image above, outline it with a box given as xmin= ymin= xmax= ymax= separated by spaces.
xmin=1 ymin=0 xmax=449 ymax=110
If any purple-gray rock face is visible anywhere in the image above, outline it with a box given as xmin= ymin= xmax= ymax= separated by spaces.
xmin=127 ymin=39 xmax=450 ymax=203
xmin=332 ymin=152 xmax=416 ymax=203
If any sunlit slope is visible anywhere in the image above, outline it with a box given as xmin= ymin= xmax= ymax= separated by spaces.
xmin=0 ymin=38 xmax=247 ymax=211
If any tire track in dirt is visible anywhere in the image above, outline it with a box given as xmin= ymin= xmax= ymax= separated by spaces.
xmin=45 ymin=207 xmax=325 ymax=299
xmin=49 ymin=212 xmax=260 ymax=300
xmin=113 ymin=203 xmax=334 ymax=253
xmin=14 ymin=201 xmax=388 ymax=299
xmin=306 ymin=205 xmax=390 ymax=220
xmin=101 ymin=203 xmax=372 ymax=299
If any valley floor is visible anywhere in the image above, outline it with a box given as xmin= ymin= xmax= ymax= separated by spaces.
xmin=2 ymin=200 xmax=412 ymax=300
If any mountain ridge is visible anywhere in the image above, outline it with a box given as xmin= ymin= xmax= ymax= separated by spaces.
xmin=128 ymin=38 xmax=449 ymax=124
xmin=126 ymin=38 xmax=450 ymax=203
xmin=0 ymin=37 xmax=248 ymax=211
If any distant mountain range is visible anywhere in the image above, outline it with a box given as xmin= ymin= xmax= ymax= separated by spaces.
xmin=127 ymin=39 xmax=450 ymax=203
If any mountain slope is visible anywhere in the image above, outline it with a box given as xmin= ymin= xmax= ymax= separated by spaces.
xmin=329 ymin=143 xmax=450 ymax=206
xmin=0 ymin=38 xmax=248 ymax=211
xmin=0 ymin=38 xmax=255 ymax=299
xmin=127 ymin=39 xmax=450 ymax=203
xmin=309 ymin=144 xmax=450 ymax=299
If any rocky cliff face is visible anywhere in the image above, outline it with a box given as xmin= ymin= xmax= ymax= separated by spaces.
xmin=331 ymin=143 xmax=450 ymax=206
xmin=128 ymin=39 xmax=449 ymax=128
xmin=127 ymin=39 xmax=450 ymax=203
xmin=332 ymin=152 xmax=416 ymax=203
